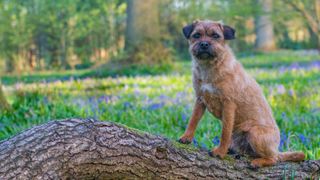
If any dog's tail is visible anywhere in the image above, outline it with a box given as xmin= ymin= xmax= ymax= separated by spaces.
xmin=278 ymin=151 xmax=305 ymax=162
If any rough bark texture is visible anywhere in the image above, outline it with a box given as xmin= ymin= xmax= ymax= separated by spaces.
xmin=0 ymin=119 xmax=319 ymax=179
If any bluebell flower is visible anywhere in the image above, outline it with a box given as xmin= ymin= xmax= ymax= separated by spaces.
xmin=158 ymin=94 xmax=168 ymax=100
xmin=289 ymin=62 xmax=300 ymax=70
xmin=276 ymin=84 xmax=286 ymax=94
xmin=181 ymin=113 xmax=188 ymax=122
xmin=192 ymin=138 xmax=198 ymax=147
xmin=310 ymin=61 xmax=320 ymax=69
xmin=293 ymin=117 xmax=299 ymax=125
xmin=212 ymin=136 xmax=220 ymax=146
xmin=148 ymin=102 xmax=165 ymax=110
xmin=200 ymin=142 xmax=208 ymax=151
xmin=279 ymin=131 xmax=288 ymax=151
xmin=298 ymin=134 xmax=309 ymax=146
xmin=279 ymin=66 xmax=286 ymax=73
xmin=98 ymin=95 xmax=111 ymax=103
xmin=281 ymin=112 xmax=287 ymax=120
xmin=288 ymin=89 xmax=295 ymax=97
xmin=123 ymin=102 xmax=132 ymax=108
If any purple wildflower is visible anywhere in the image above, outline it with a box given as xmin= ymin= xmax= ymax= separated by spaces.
xmin=293 ymin=117 xmax=299 ymax=125
xmin=123 ymin=102 xmax=132 ymax=108
xmin=192 ymin=138 xmax=199 ymax=147
xmin=212 ymin=136 xmax=220 ymax=146
xmin=158 ymin=94 xmax=168 ymax=100
xmin=181 ymin=113 xmax=188 ymax=122
xmin=148 ymin=102 xmax=165 ymax=110
xmin=289 ymin=62 xmax=300 ymax=70
xmin=310 ymin=61 xmax=320 ymax=69
xmin=279 ymin=66 xmax=286 ymax=73
xmin=276 ymin=84 xmax=286 ymax=94
xmin=288 ymin=88 xmax=295 ymax=97
xmin=298 ymin=134 xmax=309 ymax=146
xmin=281 ymin=112 xmax=287 ymax=120
xmin=279 ymin=131 xmax=288 ymax=151
xmin=98 ymin=95 xmax=111 ymax=103
xmin=200 ymin=142 xmax=208 ymax=151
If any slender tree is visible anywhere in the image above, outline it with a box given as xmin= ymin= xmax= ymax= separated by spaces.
xmin=125 ymin=0 xmax=171 ymax=65
xmin=0 ymin=84 xmax=10 ymax=111
xmin=254 ymin=0 xmax=276 ymax=51
xmin=125 ymin=0 xmax=160 ymax=51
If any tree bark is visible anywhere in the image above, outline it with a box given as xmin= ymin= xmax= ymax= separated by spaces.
xmin=254 ymin=0 xmax=276 ymax=51
xmin=0 ymin=119 xmax=319 ymax=179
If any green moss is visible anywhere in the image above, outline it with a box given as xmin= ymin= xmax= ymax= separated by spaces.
xmin=115 ymin=122 xmax=147 ymax=136
xmin=223 ymin=155 xmax=236 ymax=163
xmin=171 ymin=140 xmax=199 ymax=152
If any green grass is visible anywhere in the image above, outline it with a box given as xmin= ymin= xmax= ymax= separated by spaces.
xmin=1 ymin=50 xmax=319 ymax=159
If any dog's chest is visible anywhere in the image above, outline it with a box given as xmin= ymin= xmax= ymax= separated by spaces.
xmin=200 ymin=82 xmax=223 ymax=119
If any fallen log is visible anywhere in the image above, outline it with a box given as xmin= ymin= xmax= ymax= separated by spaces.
xmin=0 ymin=119 xmax=319 ymax=179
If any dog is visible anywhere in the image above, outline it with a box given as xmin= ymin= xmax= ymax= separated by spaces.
xmin=178 ymin=20 xmax=305 ymax=167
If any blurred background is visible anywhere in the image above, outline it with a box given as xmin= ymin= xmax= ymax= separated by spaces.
xmin=0 ymin=0 xmax=319 ymax=159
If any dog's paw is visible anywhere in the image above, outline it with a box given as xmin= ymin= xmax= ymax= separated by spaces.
xmin=250 ymin=159 xmax=263 ymax=169
xmin=177 ymin=138 xmax=191 ymax=144
xmin=178 ymin=134 xmax=193 ymax=144
xmin=248 ymin=163 xmax=259 ymax=171
xmin=211 ymin=147 xmax=227 ymax=158
xmin=249 ymin=161 xmax=261 ymax=170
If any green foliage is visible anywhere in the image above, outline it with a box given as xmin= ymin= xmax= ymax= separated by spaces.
xmin=0 ymin=0 xmax=126 ymax=71
xmin=0 ymin=0 xmax=318 ymax=74
xmin=1 ymin=51 xmax=319 ymax=160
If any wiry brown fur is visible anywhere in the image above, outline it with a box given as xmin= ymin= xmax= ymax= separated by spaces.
xmin=179 ymin=20 xmax=305 ymax=167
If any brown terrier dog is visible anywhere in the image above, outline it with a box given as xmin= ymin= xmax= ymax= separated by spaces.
xmin=178 ymin=20 xmax=305 ymax=167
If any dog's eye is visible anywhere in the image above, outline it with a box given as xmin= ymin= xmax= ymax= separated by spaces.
xmin=192 ymin=33 xmax=201 ymax=39
xmin=212 ymin=33 xmax=220 ymax=39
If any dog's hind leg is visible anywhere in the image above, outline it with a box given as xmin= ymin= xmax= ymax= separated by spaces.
xmin=247 ymin=126 xmax=280 ymax=167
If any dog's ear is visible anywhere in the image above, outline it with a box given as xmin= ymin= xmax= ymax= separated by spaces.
xmin=182 ymin=24 xmax=194 ymax=39
xmin=223 ymin=25 xmax=235 ymax=40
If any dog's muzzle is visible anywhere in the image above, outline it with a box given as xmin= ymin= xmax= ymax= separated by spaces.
xmin=195 ymin=49 xmax=215 ymax=60
xmin=193 ymin=41 xmax=215 ymax=60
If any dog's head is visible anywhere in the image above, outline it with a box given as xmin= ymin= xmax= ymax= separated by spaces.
xmin=182 ymin=20 xmax=235 ymax=61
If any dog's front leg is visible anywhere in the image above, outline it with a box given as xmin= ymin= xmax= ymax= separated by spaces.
xmin=179 ymin=98 xmax=206 ymax=144
xmin=212 ymin=101 xmax=236 ymax=158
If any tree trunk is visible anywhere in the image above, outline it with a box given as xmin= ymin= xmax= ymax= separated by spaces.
xmin=0 ymin=84 xmax=10 ymax=111
xmin=124 ymin=0 xmax=172 ymax=65
xmin=0 ymin=119 xmax=319 ymax=179
xmin=254 ymin=0 xmax=276 ymax=51
xmin=5 ymin=56 xmax=15 ymax=73
xmin=125 ymin=0 xmax=160 ymax=52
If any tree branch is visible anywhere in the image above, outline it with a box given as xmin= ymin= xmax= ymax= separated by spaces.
xmin=0 ymin=119 xmax=319 ymax=179
xmin=284 ymin=0 xmax=319 ymax=34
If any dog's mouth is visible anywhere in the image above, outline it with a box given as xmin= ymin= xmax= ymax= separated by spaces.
xmin=194 ymin=51 xmax=216 ymax=60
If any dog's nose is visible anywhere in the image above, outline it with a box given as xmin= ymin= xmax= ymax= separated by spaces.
xmin=199 ymin=42 xmax=210 ymax=49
